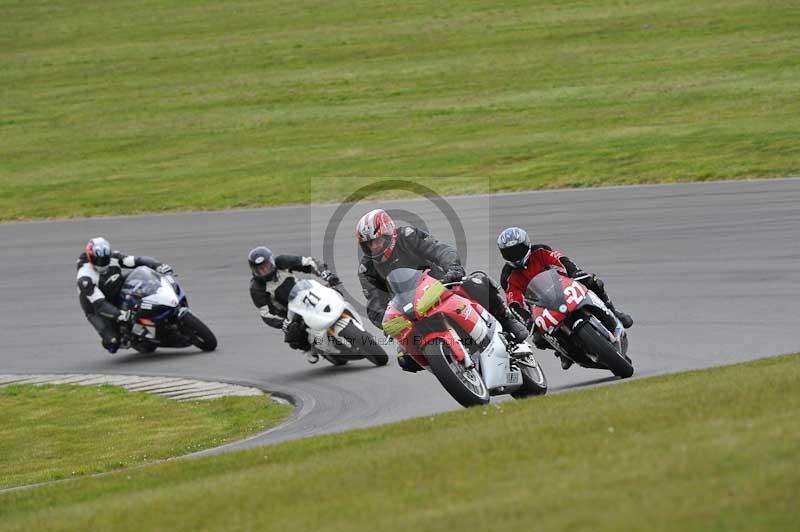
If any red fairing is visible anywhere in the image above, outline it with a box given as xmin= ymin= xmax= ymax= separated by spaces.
xmin=505 ymin=247 xmax=568 ymax=308
xmin=559 ymin=275 xmax=588 ymax=312
xmin=385 ymin=270 xmax=489 ymax=366
xmin=531 ymin=274 xmax=588 ymax=334
xmin=412 ymin=329 xmax=468 ymax=365
xmin=532 ymin=307 xmax=567 ymax=334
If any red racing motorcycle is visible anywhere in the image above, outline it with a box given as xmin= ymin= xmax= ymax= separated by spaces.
xmin=382 ymin=268 xmax=548 ymax=407
xmin=526 ymin=269 xmax=633 ymax=378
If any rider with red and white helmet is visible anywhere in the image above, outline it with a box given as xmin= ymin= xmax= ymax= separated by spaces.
xmin=76 ymin=237 xmax=172 ymax=353
xmin=357 ymin=209 xmax=529 ymax=371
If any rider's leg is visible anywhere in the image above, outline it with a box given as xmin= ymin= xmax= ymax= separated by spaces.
xmin=87 ymin=313 xmax=121 ymax=353
xmin=81 ymin=293 xmax=121 ymax=353
xmin=460 ymin=273 xmax=529 ymax=343
xmin=578 ymin=275 xmax=633 ymax=328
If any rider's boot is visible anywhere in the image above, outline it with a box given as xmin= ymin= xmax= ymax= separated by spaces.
xmin=607 ymin=302 xmax=634 ymax=329
xmin=499 ymin=310 xmax=530 ymax=343
xmin=586 ymin=276 xmax=633 ymax=329
xmin=532 ymin=330 xmax=550 ymax=350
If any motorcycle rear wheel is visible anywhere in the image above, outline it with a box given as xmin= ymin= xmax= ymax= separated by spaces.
xmin=424 ymin=342 xmax=490 ymax=407
xmin=511 ymin=354 xmax=548 ymax=398
xmin=340 ymin=323 xmax=389 ymax=367
xmin=576 ymin=323 xmax=633 ymax=378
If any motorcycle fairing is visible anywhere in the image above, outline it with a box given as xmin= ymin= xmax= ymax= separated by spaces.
xmin=288 ymin=279 xmax=346 ymax=331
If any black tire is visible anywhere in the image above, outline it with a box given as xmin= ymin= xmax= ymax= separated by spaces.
xmin=511 ymin=354 xmax=548 ymax=399
xmin=181 ymin=312 xmax=218 ymax=352
xmin=576 ymin=323 xmax=633 ymax=378
xmin=132 ymin=341 xmax=157 ymax=354
xmin=424 ymin=342 xmax=490 ymax=407
xmin=340 ymin=323 xmax=389 ymax=367
xmin=323 ymin=355 xmax=349 ymax=366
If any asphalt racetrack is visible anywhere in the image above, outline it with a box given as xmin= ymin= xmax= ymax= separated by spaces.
xmin=2 ymin=179 xmax=798 ymax=452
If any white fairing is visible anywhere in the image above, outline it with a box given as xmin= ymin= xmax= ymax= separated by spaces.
xmin=478 ymin=328 xmax=523 ymax=391
xmin=141 ymin=277 xmax=180 ymax=309
xmin=459 ymin=314 xmax=524 ymax=393
xmin=288 ymin=279 xmax=347 ymax=331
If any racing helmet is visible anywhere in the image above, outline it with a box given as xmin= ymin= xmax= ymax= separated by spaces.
xmin=356 ymin=209 xmax=397 ymax=262
xmin=248 ymin=246 xmax=277 ymax=281
xmin=86 ymin=237 xmax=112 ymax=268
xmin=497 ymin=227 xmax=532 ymax=269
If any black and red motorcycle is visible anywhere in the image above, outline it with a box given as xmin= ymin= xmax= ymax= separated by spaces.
xmin=526 ymin=269 xmax=633 ymax=378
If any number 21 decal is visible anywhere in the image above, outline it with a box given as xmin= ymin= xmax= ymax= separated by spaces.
xmin=564 ymin=282 xmax=586 ymax=306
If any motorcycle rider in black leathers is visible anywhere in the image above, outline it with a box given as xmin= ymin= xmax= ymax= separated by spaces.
xmin=248 ymin=247 xmax=340 ymax=363
xmin=356 ymin=209 xmax=529 ymax=372
xmin=76 ymin=237 xmax=173 ymax=353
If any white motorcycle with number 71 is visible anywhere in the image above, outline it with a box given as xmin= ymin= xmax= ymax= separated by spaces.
xmin=287 ymin=277 xmax=389 ymax=367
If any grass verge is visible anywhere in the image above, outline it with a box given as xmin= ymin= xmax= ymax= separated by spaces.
xmin=2 ymin=0 xmax=799 ymax=220
xmin=0 ymin=384 xmax=292 ymax=489
xmin=1 ymin=354 xmax=798 ymax=531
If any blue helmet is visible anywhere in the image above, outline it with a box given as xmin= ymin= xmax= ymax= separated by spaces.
xmin=497 ymin=227 xmax=532 ymax=269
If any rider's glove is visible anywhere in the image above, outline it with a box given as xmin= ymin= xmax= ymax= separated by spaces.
xmin=306 ymin=258 xmax=325 ymax=276
xmin=156 ymin=264 xmax=174 ymax=276
xmin=441 ymin=266 xmax=465 ymax=285
xmin=320 ymin=270 xmax=341 ymax=287
xmin=117 ymin=309 xmax=132 ymax=323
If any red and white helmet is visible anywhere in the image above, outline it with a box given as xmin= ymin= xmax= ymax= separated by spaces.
xmin=356 ymin=209 xmax=397 ymax=262
xmin=85 ymin=237 xmax=112 ymax=268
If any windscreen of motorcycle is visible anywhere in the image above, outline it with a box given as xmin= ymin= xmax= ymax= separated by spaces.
xmin=121 ymin=266 xmax=162 ymax=299
xmin=387 ymin=268 xmax=423 ymax=319
xmin=525 ymin=269 xmax=568 ymax=311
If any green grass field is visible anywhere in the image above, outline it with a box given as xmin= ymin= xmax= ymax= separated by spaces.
xmin=1 ymin=354 xmax=797 ymax=531
xmin=2 ymin=0 xmax=798 ymax=220
xmin=0 ymin=384 xmax=291 ymax=489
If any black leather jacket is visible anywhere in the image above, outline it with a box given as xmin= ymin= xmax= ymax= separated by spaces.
xmin=358 ymin=226 xmax=463 ymax=328
xmin=249 ymin=255 xmax=322 ymax=328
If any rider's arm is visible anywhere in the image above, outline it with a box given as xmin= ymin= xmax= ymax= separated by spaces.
xmin=250 ymin=279 xmax=285 ymax=329
xmin=115 ymin=252 xmax=164 ymax=270
xmin=402 ymin=227 xmax=464 ymax=277
xmin=529 ymin=245 xmax=580 ymax=276
xmin=276 ymin=255 xmax=323 ymax=275
xmin=358 ymin=262 xmax=391 ymax=329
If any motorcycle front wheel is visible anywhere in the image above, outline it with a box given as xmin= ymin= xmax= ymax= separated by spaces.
xmin=181 ymin=312 xmax=218 ymax=352
xmin=424 ymin=341 xmax=489 ymax=407
xmin=575 ymin=323 xmax=633 ymax=378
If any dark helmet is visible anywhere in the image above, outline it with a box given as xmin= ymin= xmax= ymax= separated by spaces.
xmin=86 ymin=237 xmax=112 ymax=268
xmin=356 ymin=209 xmax=397 ymax=262
xmin=497 ymin=227 xmax=532 ymax=269
xmin=248 ymin=246 xmax=277 ymax=281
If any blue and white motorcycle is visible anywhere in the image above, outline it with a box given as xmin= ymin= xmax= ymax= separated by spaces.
xmin=119 ymin=266 xmax=217 ymax=354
